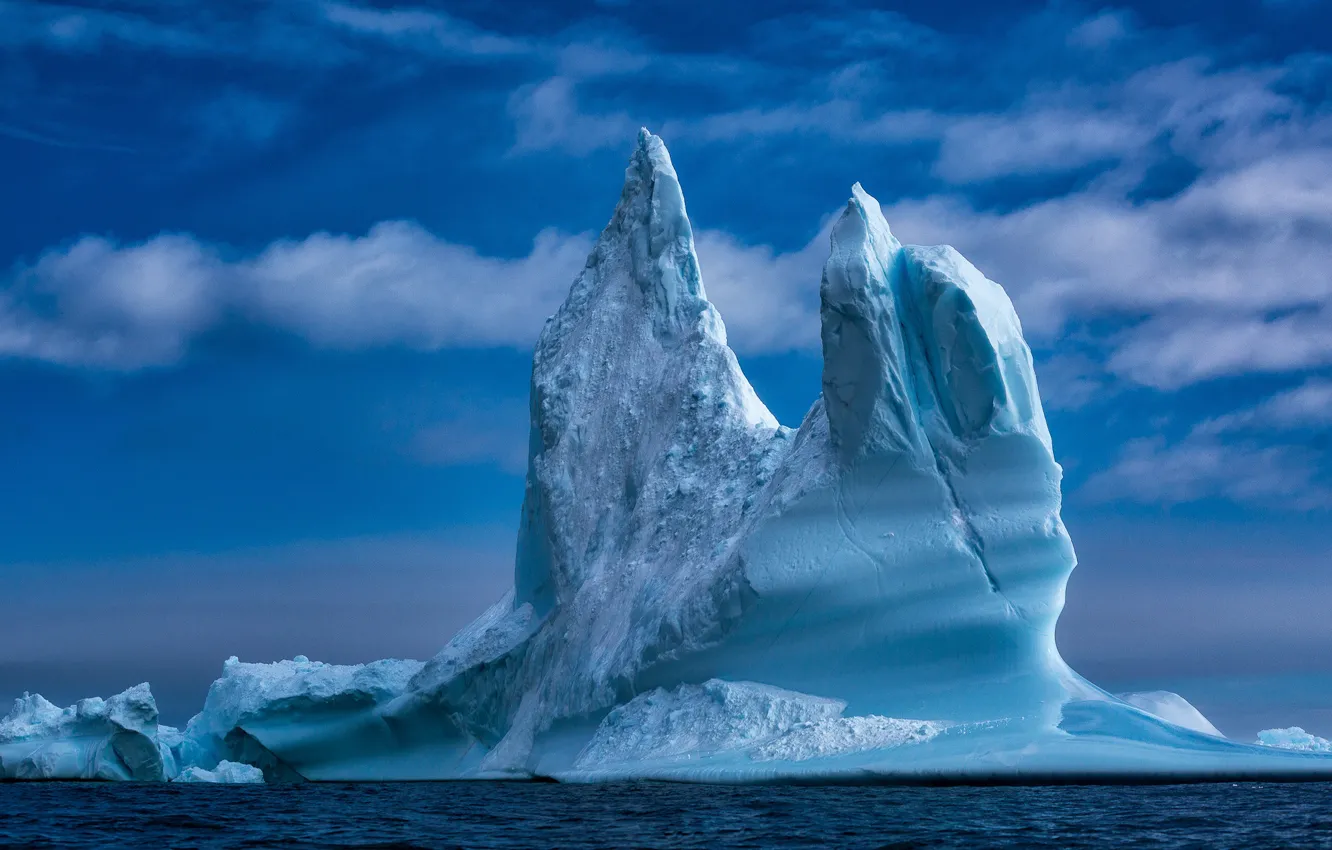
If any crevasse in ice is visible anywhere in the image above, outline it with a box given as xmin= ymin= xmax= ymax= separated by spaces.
xmin=6 ymin=130 xmax=1332 ymax=782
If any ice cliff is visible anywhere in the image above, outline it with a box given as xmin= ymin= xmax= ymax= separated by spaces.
xmin=6 ymin=130 xmax=1332 ymax=782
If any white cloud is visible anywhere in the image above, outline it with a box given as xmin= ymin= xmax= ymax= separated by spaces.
xmin=1195 ymin=379 xmax=1332 ymax=435
xmin=693 ymin=223 xmax=831 ymax=353
xmin=933 ymin=108 xmax=1154 ymax=183
xmin=507 ymin=77 xmax=638 ymax=155
xmin=0 ymin=1 xmax=210 ymax=53
xmin=0 ymin=234 xmax=224 ymax=368
xmin=6 ymin=4 xmax=1332 ymax=397
xmin=1084 ymin=434 xmax=1331 ymax=509
xmin=880 ymin=146 xmax=1332 ymax=387
xmin=1066 ymin=10 xmax=1132 ymax=50
xmin=0 ymin=216 xmax=837 ymax=369
xmin=242 ymin=222 xmax=591 ymax=350
xmin=661 ymin=102 xmax=940 ymax=146
xmin=1107 ymin=311 xmax=1332 ymax=390
xmin=0 ymin=224 xmax=592 ymax=369
xmin=319 ymin=2 xmax=530 ymax=57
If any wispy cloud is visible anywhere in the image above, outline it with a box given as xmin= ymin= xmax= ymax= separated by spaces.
xmin=507 ymin=77 xmax=637 ymax=155
xmin=0 ymin=1 xmax=353 ymax=64
xmin=1194 ymin=380 xmax=1332 ymax=436
xmin=0 ymin=1 xmax=212 ymax=54
xmin=319 ymin=2 xmax=532 ymax=58
xmin=1084 ymin=434 xmax=1331 ymax=509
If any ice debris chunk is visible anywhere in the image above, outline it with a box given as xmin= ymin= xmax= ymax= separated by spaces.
xmin=1256 ymin=727 xmax=1332 ymax=753
xmin=175 ymin=760 xmax=265 ymax=784
xmin=1117 ymin=691 xmax=1224 ymax=738
xmin=0 ymin=684 xmax=171 ymax=781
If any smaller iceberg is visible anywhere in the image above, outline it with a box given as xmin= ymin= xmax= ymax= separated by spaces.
xmin=0 ymin=684 xmax=171 ymax=781
xmin=1117 ymin=692 xmax=1223 ymax=738
xmin=179 ymin=655 xmax=424 ymax=781
xmin=1256 ymin=727 xmax=1332 ymax=753
xmin=175 ymin=760 xmax=265 ymax=784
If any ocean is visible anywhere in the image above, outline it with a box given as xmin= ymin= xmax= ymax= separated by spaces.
xmin=3 ymin=781 xmax=1330 ymax=848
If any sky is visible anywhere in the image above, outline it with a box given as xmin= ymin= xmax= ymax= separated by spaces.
xmin=0 ymin=0 xmax=1329 ymax=736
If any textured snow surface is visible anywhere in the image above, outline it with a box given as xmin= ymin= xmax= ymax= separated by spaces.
xmin=752 ymin=716 xmax=947 ymax=762
xmin=8 ymin=130 xmax=1332 ymax=782
xmin=175 ymin=760 xmax=265 ymax=784
xmin=575 ymin=680 xmax=845 ymax=767
xmin=1256 ymin=728 xmax=1332 ymax=753
xmin=1118 ymin=692 xmax=1224 ymax=738
xmin=0 ymin=684 xmax=169 ymax=780
xmin=573 ymin=679 xmax=945 ymax=772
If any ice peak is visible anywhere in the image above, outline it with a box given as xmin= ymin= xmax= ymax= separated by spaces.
xmin=819 ymin=183 xmax=921 ymax=462
xmin=848 ymin=182 xmax=895 ymax=236
xmin=512 ymin=129 xmax=776 ymax=622
xmin=633 ymin=127 xmax=675 ymax=179
xmin=584 ymin=128 xmax=722 ymax=344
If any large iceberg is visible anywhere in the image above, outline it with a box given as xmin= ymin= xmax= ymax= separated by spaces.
xmin=6 ymin=130 xmax=1332 ymax=782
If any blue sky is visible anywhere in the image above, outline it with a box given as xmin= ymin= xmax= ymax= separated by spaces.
xmin=1 ymin=0 xmax=1330 ymax=735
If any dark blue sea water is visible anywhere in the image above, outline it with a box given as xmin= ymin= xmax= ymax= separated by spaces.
xmin=3 ymin=782 xmax=1331 ymax=849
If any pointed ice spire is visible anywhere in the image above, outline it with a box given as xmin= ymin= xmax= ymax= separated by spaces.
xmin=819 ymin=183 xmax=927 ymax=464
xmin=514 ymin=129 xmax=772 ymax=615
xmin=593 ymin=128 xmax=723 ymax=345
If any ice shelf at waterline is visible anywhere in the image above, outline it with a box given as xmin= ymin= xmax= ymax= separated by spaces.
xmin=5 ymin=130 xmax=1332 ymax=784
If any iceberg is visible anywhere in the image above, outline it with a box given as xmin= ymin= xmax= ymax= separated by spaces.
xmin=1256 ymin=728 xmax=1332 ymax=753
xmin=175 ymin=760 xmax=265 ymax=784
xmin=0 ymin=684 xmax=172 ymax=781
xmin=7 ymin=130 xmax=1332 ymax=782
xmin=177 ymin=655 xmax=423 ymax=782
